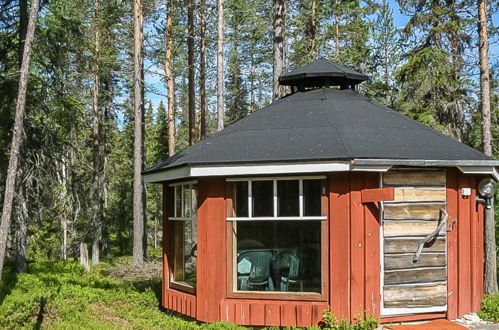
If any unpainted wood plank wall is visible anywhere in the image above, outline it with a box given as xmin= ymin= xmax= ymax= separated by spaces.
xmin=381 ymin=169 xmax=448 ymax=310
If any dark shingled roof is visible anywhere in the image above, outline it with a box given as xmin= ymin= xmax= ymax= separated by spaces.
xmin=279 ymin=58 xmax=368 ymax=87
xmin=145 ymin=87 xmax=494 ymax=174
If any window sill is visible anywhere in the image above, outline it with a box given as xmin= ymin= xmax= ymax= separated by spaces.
xmin=227 ymin=290 xmax=327 ymax=301
xmin=170 ymin=281 xmax=196 ymax=295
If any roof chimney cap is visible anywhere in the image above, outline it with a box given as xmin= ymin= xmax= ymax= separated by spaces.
xmin=279 ymin=58 xmax=367 ymax=89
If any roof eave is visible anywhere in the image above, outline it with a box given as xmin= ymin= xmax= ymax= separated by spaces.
xmin=144 ymin=159 xmax=499 ymax=183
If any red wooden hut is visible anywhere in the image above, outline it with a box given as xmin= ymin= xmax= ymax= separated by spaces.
xmin=143 ymin=59 xmax=499 ymax=327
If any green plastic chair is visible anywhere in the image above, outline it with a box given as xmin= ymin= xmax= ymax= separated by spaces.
xmin=280 ymin=253 xmax=303 ymax=291
xmin=237 ymin=250 xmax=274 ymax=291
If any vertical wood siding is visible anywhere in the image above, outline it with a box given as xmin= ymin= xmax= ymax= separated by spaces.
xmin=219 ymin=300 xmax=328 ymax=327
xmin=446 ymin=169 xmax=484 ymax=319
xmin=329 ymin=172 xmax=381 ymax=321
xmin=197 ymin=178 xmax=227 ymax=322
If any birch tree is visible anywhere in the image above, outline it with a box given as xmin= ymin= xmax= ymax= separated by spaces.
xmin=0 ymin=0 xmax=40 ymax=280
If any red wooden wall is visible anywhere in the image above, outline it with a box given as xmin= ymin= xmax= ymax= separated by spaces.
xmin=161 ymin=170 xmax=486 ymax=326
xmin=329 ymin=172 xmax=381 ymax=321
xmin=446 ymin=169 xmax=484 ymax=320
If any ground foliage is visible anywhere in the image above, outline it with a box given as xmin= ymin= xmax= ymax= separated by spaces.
xmin=0 ymin=260 xmax=248 ymax=329
xmin=479 ymin=294 xmax=499 ymax=322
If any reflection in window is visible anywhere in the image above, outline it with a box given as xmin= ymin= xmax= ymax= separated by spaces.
xmin=233 ymin=181 xmax=248 ymax=217
xmin=170 ymin=183 xmax=197 ymax=288
xmin=277 ymin=180 xmax=299 ymax=216
xmin=236 ymin=221 xmax=321 ymax=293
xmin=252 ymin=181 xmax=273 ymax=217
xmin=303 ymin=179 xmax=322 ymax=216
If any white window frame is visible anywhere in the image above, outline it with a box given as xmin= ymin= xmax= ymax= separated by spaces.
xmin=168 ymin=181 xmax=198 ymax=291
xmin=169 ymin=181 xmax=197 ymax=221
xmin=227 ymin=176 xmax=327 ymax=221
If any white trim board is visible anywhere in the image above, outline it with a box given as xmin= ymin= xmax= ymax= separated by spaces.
xmin=382 ymin=306 xmax=447 ymax=316
xmin=457 ymin=166 xmax=499 ymax=181
xmin=143 ymin=160 xmax=499 ymax=183
xmin=144 ymin=162 xmax=350 ymax=183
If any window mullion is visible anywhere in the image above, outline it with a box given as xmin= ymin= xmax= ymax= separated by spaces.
xmin=248 ymin=180 xmax=252 ymax=218
xmin=299 ymin=179 xmax=304 ymax=217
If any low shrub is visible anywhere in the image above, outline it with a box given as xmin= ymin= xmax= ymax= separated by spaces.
xmin=321 ymin=309 xmax=379 ymax=330
xmin=479 ymin=294 xmax=499 ymax=322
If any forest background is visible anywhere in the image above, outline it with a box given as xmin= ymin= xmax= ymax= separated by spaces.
xmin=0 ymin=0 xmax=498 ymax=284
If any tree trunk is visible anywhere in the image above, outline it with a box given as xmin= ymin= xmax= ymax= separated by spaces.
xmin=273 ymin=0 xmax=284 ymax=100
xmin=334 ymin=0 xmax=340 ymax=59
xmin=478 ymin=0 xmax=497 ymax=294
xmin=283 ymin=0 xmax=288 ymax=73
xmin=309 ymin=0 xmax=317 ymax=60
xmin=217 ymin=0 xmax=224 ymax=131
xmin=199 ymin=0 xmax=206 ymax=140
xmin=133 ymin=0 xmax=146 ymax=267
xmin=187 ymin=0 xmax=196 ymax=145
xmin=62 ymin=219 xmax=67 ymax=260
xmin=15 ymin=179 xmax=27 ymax=273
xmin=80 ymin=243 xmax=90 ymax=271
xmin=165 ymin=0 xmax=176 ymax=156
xmin=91 ymin=0 xmax=102 ymax=266
xmin=0 ymin=0 xmax=39 ymax=281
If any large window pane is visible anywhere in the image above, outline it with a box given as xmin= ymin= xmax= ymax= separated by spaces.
xmin=183 ymin=218 xmax=197 ymax=286
xmin=277 ymin=180 xmax=299 ymax=216
xmin=236 ymin=221 xmax=321 ymax=293
xmin=168 ymin=187 xmax=175 ymax=217
xmin=233 ymin=181 xmax=248 ymax=217
xmin=252 ymin=181 xmax=273 ymax=217
xmin=303 ymin=179 xmax=322 ymax=216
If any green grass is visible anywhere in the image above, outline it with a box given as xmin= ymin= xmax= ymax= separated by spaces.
xmin=0 ymin=260 xmax=247 ymax=329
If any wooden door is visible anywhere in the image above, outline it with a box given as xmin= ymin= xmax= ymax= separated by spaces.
xmin=381 ymin=169 xmax=448 ymax=316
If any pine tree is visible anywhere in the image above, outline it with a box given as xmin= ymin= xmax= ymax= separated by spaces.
xmin=366 ymin=0 xmax=401 ymax=107
xmin=0 ymin=0 xmax=40 ymax=280
xmin=396 ymin=0 xmax=471 ymax=141
xmin=133 ymin=0 xmax=146 ymax=267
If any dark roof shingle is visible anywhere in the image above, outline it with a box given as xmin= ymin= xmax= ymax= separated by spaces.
xmin=145 ymin=88 xmax=494 ymax=174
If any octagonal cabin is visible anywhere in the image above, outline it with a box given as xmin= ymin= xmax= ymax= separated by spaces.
xmin=143 ymin=59 xmax=499 ymax=327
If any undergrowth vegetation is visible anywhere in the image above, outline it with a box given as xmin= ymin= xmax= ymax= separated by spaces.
xmin=479 ymin=294 xmax=499 ymax=322
xmin=0 ymin=260 xmax=245 ymax=329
